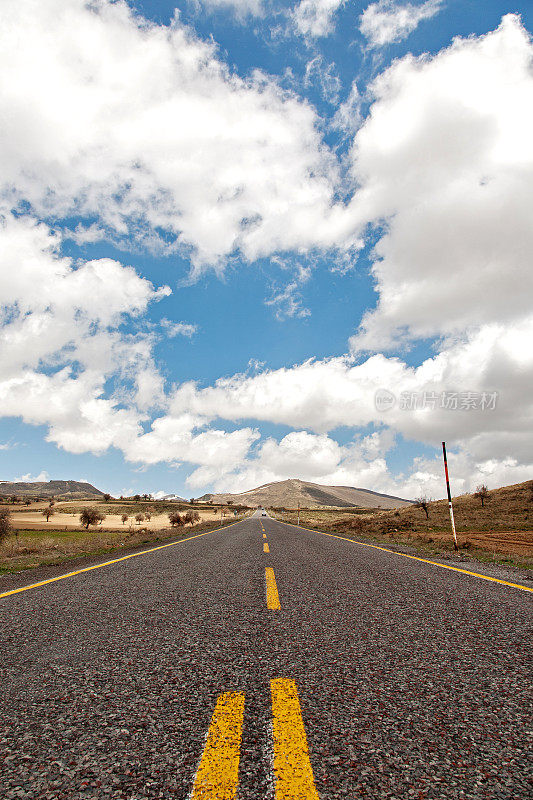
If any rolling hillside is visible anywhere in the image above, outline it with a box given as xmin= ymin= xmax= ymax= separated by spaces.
xmin=0 ymin=480 xmax=105 ymax=499
xmin=201 ymin=478 xmax=412 ymax=509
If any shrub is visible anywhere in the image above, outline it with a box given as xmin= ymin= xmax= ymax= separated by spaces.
xmin=135 ymin=513 xmax=145 ymax=524
xmin=42 ymin=507 xmax=55 ymax=522
xmin=121 ymin=514 xmax=129 ymax=525
xmin=0 ymin=510 xmax=12 ymax=544
xmin=169 ymin=512 xmax=184 ymax=527
xmin=79 ymin=508 xmax=101 ymax=529
xmin=474 ymin=484 xmax=490 ymax=507
xmin=415 ymin=496 xmax=431 ymax=519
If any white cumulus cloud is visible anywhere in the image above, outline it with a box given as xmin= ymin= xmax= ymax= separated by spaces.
xmin=0 ymin=0 xmax=358 ymax=269
xmin=360 ymin=0 xmax=443 ymax=48
xmin=349 ymin=14 xmax=533 ymax=351
xmin=293 ymin=0 xmax=346 ymax=38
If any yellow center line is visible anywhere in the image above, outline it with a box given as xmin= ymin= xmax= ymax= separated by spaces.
xmin=0 ymin=520 xmax=244 ymax=600
xmin=271 ymin=679 xmax=319 ymax=800
xmin=190 ymin=691 xmax=245 ymax=800
xmin=265 ymin=567 xmax=281 ymax=610
xmin=263 ymin=533 xmax=267 ymax=539
xmin=264 ymin=543 xmax=270 ymax=553
xmin=283 ymin=520 xmax=533 ymax=594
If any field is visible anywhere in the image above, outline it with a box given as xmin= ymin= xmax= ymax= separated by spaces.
xmin=0 ymin=499 xmax=248 ymax=573
xmin=270 ymin=480 xmax=533 ymax=569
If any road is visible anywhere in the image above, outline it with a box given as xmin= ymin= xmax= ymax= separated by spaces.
xmin=1 ymin=511 xmax=532 ymax=799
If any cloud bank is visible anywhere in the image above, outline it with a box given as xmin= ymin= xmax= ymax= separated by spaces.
xmin=1 ymin=4 xmax=532 ymax=499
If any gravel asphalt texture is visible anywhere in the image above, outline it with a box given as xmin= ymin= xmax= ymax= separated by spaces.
xmin=1 ymin=511 xmax=532 ymax=799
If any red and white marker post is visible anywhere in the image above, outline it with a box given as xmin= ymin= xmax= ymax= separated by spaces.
xmin=442 ymin=441 xmax=459 ymax=551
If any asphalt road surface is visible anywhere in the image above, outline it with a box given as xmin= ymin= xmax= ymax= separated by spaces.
xmin=1 ymin=512 xmax=532 ymax=799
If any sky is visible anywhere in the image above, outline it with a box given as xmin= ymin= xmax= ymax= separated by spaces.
xmin=0 ymin=0 xmax=532 ymax=500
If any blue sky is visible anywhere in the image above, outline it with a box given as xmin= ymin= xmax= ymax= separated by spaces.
xmin=1 ymin=0 xmax=532 ymax=499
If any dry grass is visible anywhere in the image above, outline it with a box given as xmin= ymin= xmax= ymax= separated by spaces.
xmin=271 ymin=480 xmax=533 ymax=568
xmin=2 ymin=498 xmax=242 ymax=533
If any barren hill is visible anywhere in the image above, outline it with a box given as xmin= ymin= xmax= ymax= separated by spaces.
xmin=201 ymin=478 xmax=412 ymax=509
xmin=0 ymin=480 xmax=104 ymax=499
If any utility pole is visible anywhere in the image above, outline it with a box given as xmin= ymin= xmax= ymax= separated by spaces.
xmin=442 ymin=441 xmax=459 ymax=551
xmin=297 ymin=504 xmax=300 ymax=526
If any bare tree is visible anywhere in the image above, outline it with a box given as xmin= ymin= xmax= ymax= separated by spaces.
xmin=103 ymin=493 xmax=112 ymax=501
xmin=121 ymin=514 xmax=129 ymax=525
xmin=144 ymin=508 xmax=153 ymax=521
xmin=42 ymin=506 xmax=55 ymax=522
xmin=79 ymin=508 xmax=101 ymax=529
xmin=135 ymin=513 xmax=145 ymax=525
xmin=169 ymin=512 xmax=184 ymax=528
xmin=474 ymin=484 xmax=490 ymax=507
xmin=415 ymin=496 xmax=431 ymax=520
xmin=0 ymin=510 xmax=12 ymax=545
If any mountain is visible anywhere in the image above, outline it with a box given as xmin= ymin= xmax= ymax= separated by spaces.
xmin=152 ymin=492 xmax=187 ymax=502
xmin=0 ymin=480 xmax=105 ymax=499
xmin=201 ymin=478 xmax=412 ymax=509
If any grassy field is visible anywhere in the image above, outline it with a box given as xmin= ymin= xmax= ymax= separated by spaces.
xmin=1 ymin=497 xmax=247 ymax=533
xmin=270 ymin=480 xmax=533 ymax=570
xmin=0 ymin=512 xmax=247 ymax=574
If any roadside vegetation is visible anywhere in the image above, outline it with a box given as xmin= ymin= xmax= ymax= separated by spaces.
xmin=0 ymin=499 xmax=250 ymax=574
xmin=270 ymin=480 xmax=533 ymax=571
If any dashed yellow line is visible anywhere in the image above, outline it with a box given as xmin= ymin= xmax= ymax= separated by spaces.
xmin=264 ymin=543 xmax=270 ymax=553
xmin=281 ymin=520 xmax=533 ymax=594
xmin=271 ymin=679 xmax=319 ymax=800
xmin=263 ymin=533 xmax=267 ymax=539
xmin=0 ymin=521 xmax=244 ymax=600
xmin=190 ymin=692 xmax=245 ymax=799
xmin=265 ymin=567 xmax=281 ymax=610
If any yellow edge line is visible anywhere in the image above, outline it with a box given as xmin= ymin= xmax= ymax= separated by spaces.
xmin=271 ymin=678 xmax=319 ymax=800
xmin=278 ymin=520 xmax=533 ymax=594
xmin=0 ymin=520 xmax=244 ymax=600
xmin=265 ymin=566 xmax=281 ymax=610
xmin=190 ymin=691 xmax=245 ymax=800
